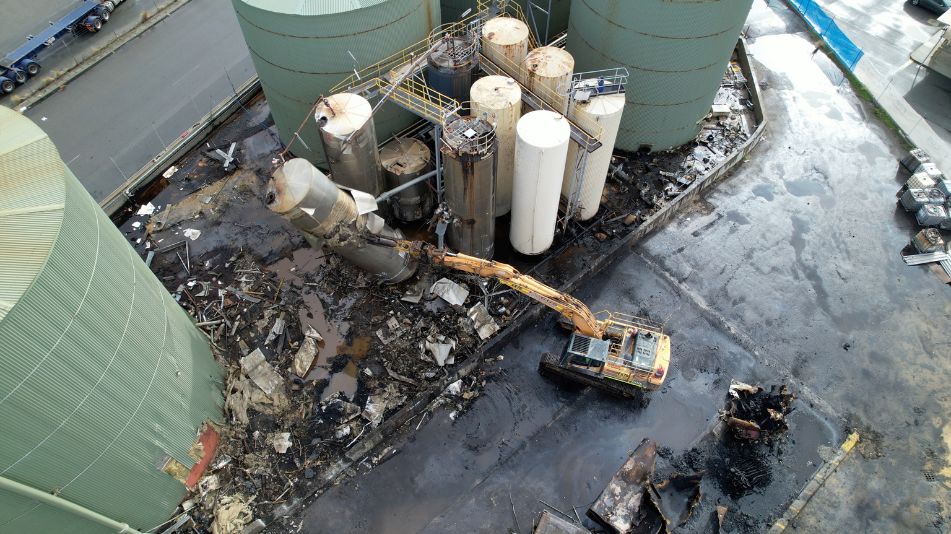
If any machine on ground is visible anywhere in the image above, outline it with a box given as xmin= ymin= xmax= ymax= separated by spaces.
xmin=388 ymin=240 xmax=671 ymax=396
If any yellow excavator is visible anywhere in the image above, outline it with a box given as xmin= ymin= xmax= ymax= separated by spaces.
xmin=388 ymin=240 xmax=671 ymax=396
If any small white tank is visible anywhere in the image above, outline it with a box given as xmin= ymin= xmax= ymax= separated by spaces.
xmin=471 ymin=75 xmax=522 ymax=216
xmin=521 ymin=47 xmax=574 ymax=115
xmin=511 ymin=110 xmax=571 ymax=255
xmin=562 ymin=91 xmax=626 ymax=220
xmin=315 ymin=93 xmax=384 ymax=196
xmin=481 ymin=16 xmax=530 ymax=75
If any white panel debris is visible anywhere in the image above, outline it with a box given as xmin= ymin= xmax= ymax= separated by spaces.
xmin=430 ymin=278 xmax=469 ymax=306
xmin=467 ymin=303 xmax=500 ymax=340
xmin=240 ymin=349 xmax=283 ymax=395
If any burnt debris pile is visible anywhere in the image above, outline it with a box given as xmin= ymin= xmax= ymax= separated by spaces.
xmin=720 ymin=381 xmax=795 ymax=442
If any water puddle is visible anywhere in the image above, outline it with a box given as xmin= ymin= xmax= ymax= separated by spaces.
xmin=267 ymin=248 xmax=363 ymax=401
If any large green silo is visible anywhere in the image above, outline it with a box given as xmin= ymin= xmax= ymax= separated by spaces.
xmin=567 ymin=0 xmax=754 ymax=152
xmin=232 ymin=0 xmax=441 ymax=166
xmin=0 ymin=108 xmax=223 ymax=533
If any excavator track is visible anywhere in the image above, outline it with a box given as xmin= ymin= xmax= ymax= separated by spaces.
xmin=538 ymin=352 xmax=645 ymax=399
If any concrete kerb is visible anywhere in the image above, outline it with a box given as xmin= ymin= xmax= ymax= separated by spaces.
xmin=262 ymin=38 xmax=769 ymax=525
xmin=14 ymin=0 xmax=193 ymax=110
xmin=779 ymin=0 xmax=951 ymax=176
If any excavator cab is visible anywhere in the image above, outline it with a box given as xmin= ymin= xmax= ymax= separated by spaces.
xmin=542 ymin=313 xmax=670 ymax=397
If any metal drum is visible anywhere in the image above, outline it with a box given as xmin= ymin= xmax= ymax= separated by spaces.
xmin=380 ymin=137 xmax=435 ymax=222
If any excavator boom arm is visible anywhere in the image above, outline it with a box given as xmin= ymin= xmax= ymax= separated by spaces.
xmin=398 ymin=241 xmax=604 ymax=338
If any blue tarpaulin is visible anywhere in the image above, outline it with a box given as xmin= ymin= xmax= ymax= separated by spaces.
xmin=787 ymin=0 xmax=864 ymax=70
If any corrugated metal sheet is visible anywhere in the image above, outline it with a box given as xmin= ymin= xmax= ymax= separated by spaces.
xmin=567 ymin=0 xmax=754 ymax=151
xmin=0 ymin=108 xmax=223 ymax=533
xmin=233 ymin=0 xmax=441 ymax=165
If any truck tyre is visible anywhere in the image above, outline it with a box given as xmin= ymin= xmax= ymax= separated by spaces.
xmin=0 ymin=77 xmax=15 ymax=94
xmin=101 ymin=9 xmax=110 ymax=21
xmin=91 ymin=18 xmax=103 ymax=32
xmin=21 ymin=60 xmax=41 ymax=77
xmin=8 ymin=69 xmax=27 ymax=84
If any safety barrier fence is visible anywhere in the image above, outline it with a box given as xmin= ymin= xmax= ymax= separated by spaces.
xmin=786 ymin=0 xmax=864 ymax=70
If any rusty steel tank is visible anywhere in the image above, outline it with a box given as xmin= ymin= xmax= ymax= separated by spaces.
xmin=267 ymin=158 xmax=416 ymax=284
xmin=441 ymin=115 xmax=498 ymax=259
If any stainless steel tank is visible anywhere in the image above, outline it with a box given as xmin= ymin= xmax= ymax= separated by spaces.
xmin=442 ymin=115 xmax=498 ymax=259
xmin=426 ymin=26 xmax=480 ymax=106
xmin=267 ymin=158 xmax=416 ymax=284
xmin=380 ymin=137 xmax=435 ymax=222
xmin=315 ymin=93 xmax=385 ymax=196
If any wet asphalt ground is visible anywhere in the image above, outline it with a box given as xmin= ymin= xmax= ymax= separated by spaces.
xmin=296 ymin=3 xmax=950 ymax=533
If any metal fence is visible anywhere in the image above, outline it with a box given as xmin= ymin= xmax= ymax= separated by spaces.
xmin=787 ymin=0 xmax=864 ymax=71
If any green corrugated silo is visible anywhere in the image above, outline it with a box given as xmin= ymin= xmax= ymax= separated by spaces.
xmin=0 ymin=108 xmax=223 ymax=533
xmin=567 ymin=0 xmax=754 ymax=152
xmin=232 ymin=0 xmax=441 ymax=166
xmin=440 ymin=0 xmax=569 ymax=42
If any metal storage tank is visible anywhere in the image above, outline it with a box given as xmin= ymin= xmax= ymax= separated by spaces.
xmin=380 ymin=137 xmax=435 ymax=222
xmin=232 ymin=0 xmax=441 ymax=165
xmin=511 ymin=110 xmax=571 ymax=255
xmin=471 ymin=75 xmax=522 ymax=216
xmin=315 ymin=93 xmax=385 ymax=196
xmin=521 ymin=46 xmax=574 ymax=114
xmin=0 ymin=109 xmax=222 ymax=533
xmin=267 ymin=159 xmax=417 ymax=284
xmin=561 ymin=89 xmax=625 ymax=220
xmin=481 ymin=16 xmax=530 ymax=73
xmin=566 ymin=0 xmax=754 ymax=151
xmin=426 ymin=26 xmax=480 ymax=105
xmin=442 ymin=116 xmax=498 ymax=258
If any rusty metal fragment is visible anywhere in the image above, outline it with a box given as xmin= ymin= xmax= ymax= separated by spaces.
xmin=588 ymin=438 xmax=658 ymax=533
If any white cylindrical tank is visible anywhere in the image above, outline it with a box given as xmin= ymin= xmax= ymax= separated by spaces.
xmin=511 ymin=110 xmax=571 ymax=255
xmin=562 ymin=91 xmax=626 ymax=220
xmin=315 ymin=93 xmax=384 ymax=196
xmin=521 ymin=46 xmax=574 ymax=115
xmin=471 ymin=75 xmax=522 ymax=216
xmin=481 ymin=16 xmax=530 ymax=75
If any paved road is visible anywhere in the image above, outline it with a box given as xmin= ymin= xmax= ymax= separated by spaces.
xmin=815 ymin=0 xmax=951 ymax=145
xmin=300 ymin=3 xmax=951 ymax=533
xmin=19 ymin=0 xmax=253 ymax=200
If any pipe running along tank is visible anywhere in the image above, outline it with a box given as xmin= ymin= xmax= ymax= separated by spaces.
xmin=511 ymin=110 xmax=571 ymax=255
xmin=315 ymin=93 xmax=385 ymax=197
xmin=470 ymin=75 xmax=522 ymax=217
xmin=562 ymin=84 xmax=625 ymax=221
xmin=480 ymin=16 xmax=530 ymax=75
xmin=267 ymin=158 xmax=416 ymax=284
xmin=426 ymin=24 xmax=480 ymax=107
xmin=441 ymin=115 xmax=498 ymax=259
xmin=521 ymin=46 xmax=574 ymax=115
xmin=379 ymin=137 xmax=435 ymax=223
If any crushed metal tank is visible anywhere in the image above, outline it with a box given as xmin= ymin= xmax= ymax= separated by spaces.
xmin=231 ymin=0 xmax=440 ymax=165
xmin=511 ymin=110 xmax=571 ymax=255
xmin=426 ymin=25 xmax=480 ymax=106
xmin=470 ymin=75 xmax=522 ymax=216
xmin=315 ymin=93 xmax=385 ymax=197
xmin=442 ymin=115 xmax=498 ymax=258
xmin=481 ymin=16 xmax=530 ymax=74
xmin=267 ymin=158 xmax=416 ymax=284
xmin=380 ymin=138 xmax=435 ymax=222
xmin=566 ymin=0 xmax=754 ymax=151
xmin=521 ymin=46 xmax=574 ymax=114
